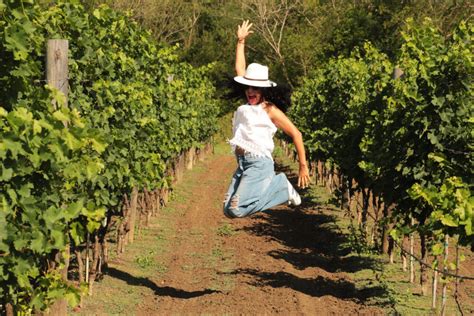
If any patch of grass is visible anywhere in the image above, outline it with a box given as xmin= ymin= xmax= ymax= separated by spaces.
xmin=209 ymin=275 xmax=235 ymax=292
xmin=208 ymin=245 xmax=234 ymax=264
xmin=70 ymin=270 xmax=145 ymax=315
xmin=189 ymin=164 xmax=206 ymax=174
xmin=134 ymin=251 xmax=156 ymax=269
xmin=155 ymin=233 xmax=166 ymax=241
xmin=181 ymin=264 xmax=195 ymax=271
xmin=211 ymin=247 xmax=224 ymax=258
xmin=162 ymin=205 xmax=176 ymax=213
xmin=205 ymin=242 xmax=236 ymax=292
xmin=170 ymin=190 xmax=188 ymax=203
xmin=378 ymin=260 xmax=474 ymax=315
xmin=216 ymin=223 xmax=237 ymax=237
xmin=188 ymin=251 xmax=204 ymax=259
xmin=154 ymin=262 xmax=167 ymax=274
xmin=213 ymin=140 xmax=232 ymax=156
xmin=189 ymin=227 xmax=204 ymax=236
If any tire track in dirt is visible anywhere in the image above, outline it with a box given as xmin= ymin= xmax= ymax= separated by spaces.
xmin=136 ymin=147 xmax=384 ymax=315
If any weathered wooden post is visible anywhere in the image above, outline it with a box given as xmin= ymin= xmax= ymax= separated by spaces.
xmin=128 ymin=187 xmax=139 ymax=243
xmin=47 ymin=39 xmax=69 ymax=111
xmin=432 ymin=256 xmax=439 ymax=309
xmin=441 ymin=235 xmax=449 ymax=315
xmin=46 ymin=39 xmax=69 ymax=316
xmin=409 ymin=217 xmax=415 ymax=284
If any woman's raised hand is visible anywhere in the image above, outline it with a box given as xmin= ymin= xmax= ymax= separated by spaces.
xmin=237 ymin=20 xmax=253 ymax=41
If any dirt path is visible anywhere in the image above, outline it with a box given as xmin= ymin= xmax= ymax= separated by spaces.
xmin=76 ymin=144 xmax=386 ymax=315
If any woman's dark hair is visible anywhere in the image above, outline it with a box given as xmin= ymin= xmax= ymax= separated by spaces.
xmin=262 ymin=85 xmax=291 ymax=113
xmin=228 ymin=78 xmax=291 ymax=113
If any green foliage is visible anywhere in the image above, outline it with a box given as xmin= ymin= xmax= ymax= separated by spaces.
xmin=84 ymin=0 xmax=472 ymax=109
xmin=409 ymin=177 xmax=473 ymax=247
xmin=290 ymin=18 xmax=473 ymax=253
xmin=0 ymin=0 xmax=218 ymax=313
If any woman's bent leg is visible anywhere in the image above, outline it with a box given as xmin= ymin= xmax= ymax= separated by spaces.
xmin=253 ymin=173 xmax=290 ymax=213
xmin=225 ymin=157 xmax=290 ymax=218
xmin=223 ymin=165 xmax=243 ymax=218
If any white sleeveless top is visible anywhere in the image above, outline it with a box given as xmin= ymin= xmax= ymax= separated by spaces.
xmin=229 ymin=103 xmax=278 ymax=159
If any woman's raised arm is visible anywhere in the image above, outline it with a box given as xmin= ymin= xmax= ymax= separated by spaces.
xmin=235 ymin=20 xmax=253 ymax=76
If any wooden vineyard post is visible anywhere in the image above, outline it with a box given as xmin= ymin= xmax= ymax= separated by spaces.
xmin=441 ymin=235 xmax=449 ymax=316
xmin=346 ymin=179 xmax=352 ymax=219
xmin=310 ymin=161 xmax=317 ymax=184
xmin=46 ymin=39 xmax=69 ymax=316
xmin=454 ymin=240 xmax=462 ymax=313
xmin=409 ymin=217 xmax=415 ymax=283
xmin=318 ymin=161 xmax=323 ymax=185
xmin=401 ymin=236 xmax=408 ymax=272
xmin=432 ymin=256 xmax=439 ymax=309
xmin=128 ymin=187 xmax=139 ymax=243
xmin=198 ymin=147 xmax=204 ymax=162
xmin=85 ymin=232 xmax=90 ymax=283
xmin=47 ymin=39 xmax=69 ymax=112
xmin=420 ymin=233 xmax=429 ymax=296
xmin=186 ymin=147 xmax=194 ymax=170
xmin=339 ymin=173 xmax=345 ymax=210
xmin=361 ymin=188 xmax=370 ymax=237
xmin=355 ymin=190 xmax=362 ymax=226
xmin=392 ymin=66 xmax=408 ymax=269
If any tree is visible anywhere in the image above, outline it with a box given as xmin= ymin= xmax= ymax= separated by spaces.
xmin=85 ymin=0 xmax=203 ymax=47
xmin=240 ymin=0 xmax=300 ymax=88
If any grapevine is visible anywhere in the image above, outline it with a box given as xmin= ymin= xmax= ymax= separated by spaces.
xmin=290 ymin=18 xmax=473 ymax=256
xmin=0 ymin=1 xmax=219 ymax=313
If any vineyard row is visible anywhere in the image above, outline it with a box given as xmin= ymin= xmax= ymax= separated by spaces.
xmin=1 ymin=2 xmax=220 ymax=314
xmin=285 ymin=18 xmax=472 ymax=313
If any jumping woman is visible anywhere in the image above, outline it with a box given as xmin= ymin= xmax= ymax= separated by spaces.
xmin=223 ymin=20 xmax=310 ymax=218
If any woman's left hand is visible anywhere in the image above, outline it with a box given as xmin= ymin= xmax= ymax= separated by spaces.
xmin=237 ymin=20 xmax=253 ymax=41
xmin=298 ymin=164 xmax=310 ymax=189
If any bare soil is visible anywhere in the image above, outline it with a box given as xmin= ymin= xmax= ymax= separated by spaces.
xmin=74 ymin=144 xmax=473 ymax=315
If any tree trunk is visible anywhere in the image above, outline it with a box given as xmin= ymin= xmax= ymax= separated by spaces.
xmin=410 ymin=225 xmax=415 ymax=283
xmin=317 ymin=161 xmax=323 ymax=185
xmin=370 ymin=192 xmax=380 ymax=247
xmin=355 ymin=190 xmax=362 ymax=226
xmin=186 ymin=147 xmax=194 ymax=170
xmin=420 ymin=233 xmax=429 ymax=295
xmin=361 ymin=188 xmax=370 ymax=237
xmin=381 ymin=202 xmax=394 ymax=255
xmin=48 ymin=245 xmax=70 ymax=315
xmin=88 ymin=236 xmax=101 ymax=295
xmin=401 ymin=235 xmax=408 ymax=272
xmin=128 ymin=187 xmax=139 ymax=243
xmin=75 ymin=248 xmax=84 ymax=283
xmin=340 ymin=174 xmax=347 ymax=210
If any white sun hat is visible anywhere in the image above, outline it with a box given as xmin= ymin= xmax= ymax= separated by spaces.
xmin=234 ymin=63 xmax=277 ymax=88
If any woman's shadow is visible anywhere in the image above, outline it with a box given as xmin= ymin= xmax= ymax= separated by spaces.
xmin=106 ymin=267 xmax=219 ymax=299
